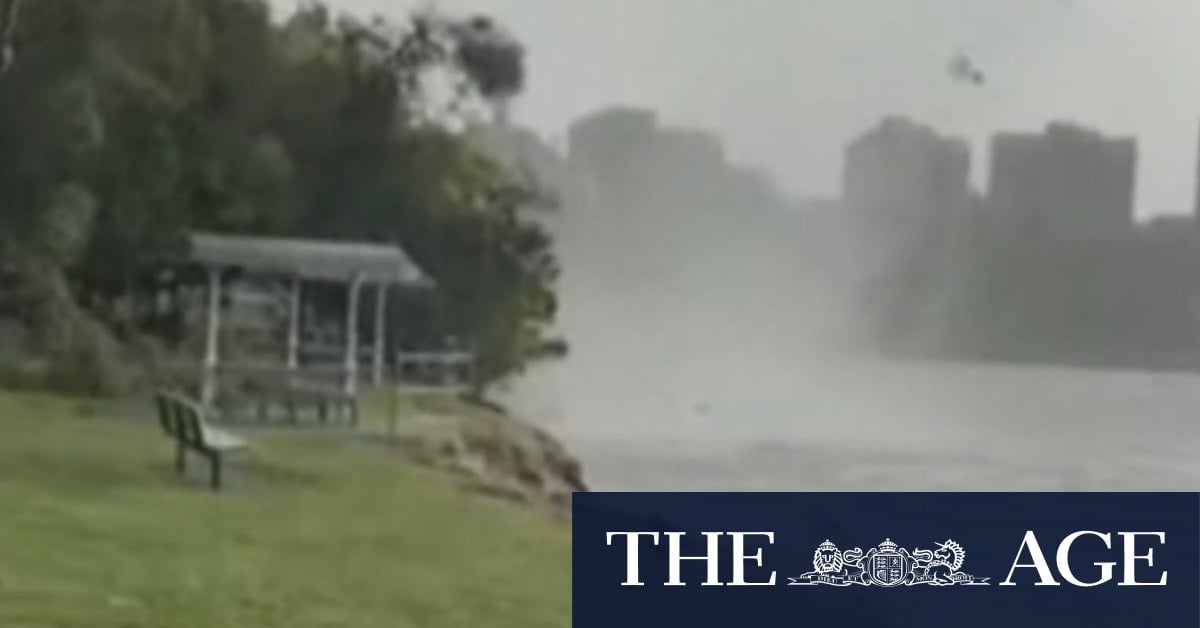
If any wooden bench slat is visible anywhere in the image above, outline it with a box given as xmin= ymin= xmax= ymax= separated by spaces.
xmin=201 ymin=426 xmax=247 ymax=451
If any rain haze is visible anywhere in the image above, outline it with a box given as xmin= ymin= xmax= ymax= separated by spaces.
xmin=268 ymin=0 xmax=1200 ymax=492
xmin=271 ymin=0 xmax=1200 ymax=216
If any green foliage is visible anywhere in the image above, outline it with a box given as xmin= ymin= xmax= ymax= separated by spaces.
xmin=0 ymin=0 xmax=557 ymax=389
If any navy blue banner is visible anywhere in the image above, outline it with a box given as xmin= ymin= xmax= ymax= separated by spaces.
xmin=573 ymin=493 xmax=1200 ymax=628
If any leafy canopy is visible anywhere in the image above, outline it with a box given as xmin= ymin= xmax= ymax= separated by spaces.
xmin=0 ymin=0 xmax=556 ymax=390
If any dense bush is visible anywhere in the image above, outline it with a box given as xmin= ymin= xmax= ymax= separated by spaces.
xmin=0 ymin=0 xmax=557 ymax=393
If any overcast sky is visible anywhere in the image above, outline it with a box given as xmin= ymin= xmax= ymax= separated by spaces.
xmin=271 ymin=0 xmax=1200 ymax=217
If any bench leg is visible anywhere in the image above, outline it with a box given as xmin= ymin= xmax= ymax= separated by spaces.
xmin=210 ymin=453 xmax=222 ymax=491
xmin=175 ymin=442 xmax=186 ymax=475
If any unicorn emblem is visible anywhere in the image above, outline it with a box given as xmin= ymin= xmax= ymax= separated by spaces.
xmin=911 ymin=539 xmax=974 ymax=585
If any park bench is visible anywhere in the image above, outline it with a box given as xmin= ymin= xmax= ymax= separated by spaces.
xmin=154 ymin=390 xmax=247 ymax=491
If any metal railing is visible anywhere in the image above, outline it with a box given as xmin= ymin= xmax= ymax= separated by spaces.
xmin=164 ymin=348 xmax=476 ymax=396
xmin=391 ymin=350 xmax=475 ymax=392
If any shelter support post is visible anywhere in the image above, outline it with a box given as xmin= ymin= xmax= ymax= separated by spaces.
xmin=343 ymin=274 xmax=364 ymax=395
xmin=372 ymin=283 xmax=387 ymax=385
xmin=201 ymin=267 xmax=223 ymax=408
xmin=286 ymin=275 xmax=301 ymax=371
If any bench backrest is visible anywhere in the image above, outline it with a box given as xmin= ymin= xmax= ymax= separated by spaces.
xmin=154 ymin=392 xmax=178 ymax=438
xmin=153 ymin=390 xmax=211 ymax=450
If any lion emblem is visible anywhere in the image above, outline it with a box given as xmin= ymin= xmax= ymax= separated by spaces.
xmin=813 ymin=539 xmax=844 ymax=574
xmin=798 ymin=540 xmax=866 ymax=584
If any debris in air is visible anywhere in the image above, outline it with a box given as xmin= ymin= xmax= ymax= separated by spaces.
xmin=948 ymin=53 xmax=986 ymax=87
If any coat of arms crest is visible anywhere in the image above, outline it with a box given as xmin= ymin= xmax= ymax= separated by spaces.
xmin=789 ymin=538 xmax=989 ymax=587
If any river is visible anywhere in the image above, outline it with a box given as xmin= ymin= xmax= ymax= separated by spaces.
xmin=506 ymin=351 xmax=1200 ymax=492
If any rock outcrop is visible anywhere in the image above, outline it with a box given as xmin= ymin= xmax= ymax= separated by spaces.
xmin=382 ymin=396 xmax=586 ymax=516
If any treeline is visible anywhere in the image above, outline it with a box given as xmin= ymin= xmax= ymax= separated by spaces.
xmin=0 ymin=0 xmax=559 ymax=392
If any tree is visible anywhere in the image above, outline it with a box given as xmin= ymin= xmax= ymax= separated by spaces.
xmin=0 ymin=0 xmax=559 ymax=392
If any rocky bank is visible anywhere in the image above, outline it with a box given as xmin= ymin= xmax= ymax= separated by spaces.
xmin=380 ymin=395 xmax=586 ymax=516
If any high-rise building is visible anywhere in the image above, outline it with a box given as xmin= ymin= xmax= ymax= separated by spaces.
xmin=566 ymin=108 xmax=658 ymax=180
xmin=840 ymin=117 xmax=973 ymax=352
xmin=841 ymin=116 xmax=971 ymax=272
xmin=987 ymin=122 xmax=1136 ymax=242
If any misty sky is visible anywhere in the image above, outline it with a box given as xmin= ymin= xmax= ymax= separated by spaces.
xmin=271 ymin=0 xmax=1200 ymax=218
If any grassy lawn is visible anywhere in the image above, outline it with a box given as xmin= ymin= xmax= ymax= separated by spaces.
xmin=0 ymin=391 xmax=571 ymax=628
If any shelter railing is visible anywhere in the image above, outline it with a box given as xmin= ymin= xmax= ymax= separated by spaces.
xmin=390 ymin=350 xmax=475 ymax=392
xmin=161 ymin=348 xmax=475 ymax=397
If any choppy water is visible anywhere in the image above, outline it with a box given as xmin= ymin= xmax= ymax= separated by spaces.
xmin=505 ymin=354 xmax=1200 ymax=492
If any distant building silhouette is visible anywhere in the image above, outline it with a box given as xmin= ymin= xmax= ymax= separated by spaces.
xmin=841 ymin=117 xmax=970 ymax=279
xmin=565 ymin=105 xmax=794 ymax=224
xmin=567 ymin=107 xmax=659 ymax=168
xmin=840 ymin=116 xmax=972 ymax=352
xmin=652 ymin=127 xmax=726 ymax=181
xmin=566 ymin=107 xmax=659 ymax=208
xmin=988 ymin=122 xmax=1136 ymax=243
xmin=843 ymin=117 xmax=971 ymax=215
xmin=567 ymin=107 xmax=741 ymax=211
xmin=830 ymin=116 xmax=1200 ymax=370
xmin=843 ymin=117 xmax=971 ymax=258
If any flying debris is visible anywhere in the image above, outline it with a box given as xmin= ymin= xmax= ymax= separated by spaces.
xmin=947 ymin=52 xmax=986 ymax=87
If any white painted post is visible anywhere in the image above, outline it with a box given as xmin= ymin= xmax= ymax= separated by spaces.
xmin=286 ymin=276 xmax=301 ymax=371
xmin=343 ymin=274 xmax=364 ymax=395
xmin=372 ymin=283 xmax=387 ymax=386
xmin=201 ymin=267 xmax=223 ymax=408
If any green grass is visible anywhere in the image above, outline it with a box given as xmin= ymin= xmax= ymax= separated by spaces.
xmin=0 ymin=391 xmax=571 ymax=628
